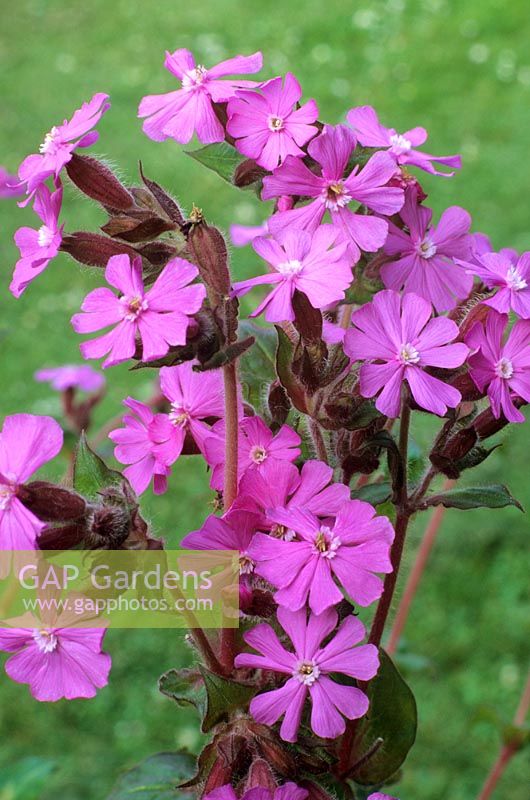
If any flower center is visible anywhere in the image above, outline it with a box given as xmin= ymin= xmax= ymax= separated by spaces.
xmin=322 ymin=181 xmax=352 ymax=210
xmin=505 ymin=266 xmax=528 ymax=291
xmin=277 ymin=259 xmax=303 ymax=276
xmin=33 ymin=629 xmax=59 ymax=654
xmin=270 ymin=523 xmax=296 ymax=541
xmin=495 ymin=357 xmax=514 ymax=380
xmin=169 ymin=405 xmax=190 ymax=427
xmin=268 ymin=115 xmax=284 ymax=132
xmin=250 ymin=445 xmax=267 ymax=464
xmin=120 ymin=295 xmax=148 ymax=322
xmin=239 ymin=554 xmax=255 ymax=575
xmin=313 ymin=525 xmax=341 ymax=559
xmin=293 ymin=659 xmax=321 ymax=686
xmin=416 ymin=236 xmax=437 ymax=259
xmin=398 ymin=342 xmax=421 ymax=365
xmin=182 ymin=65 xmax=208 ymax=90
xmin=389 ymin=133 xmax=412 ymax=153
xmin=39 ymin=126 xmax=60 ymax=155
xmin=37 ymin=225 xmax=55 ymax=248
xmin=0 ymin=482 xmax=15 ymax=511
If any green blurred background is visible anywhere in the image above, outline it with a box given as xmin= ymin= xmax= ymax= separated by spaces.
xmin=0 ymin=0 xmax=529 ymax=797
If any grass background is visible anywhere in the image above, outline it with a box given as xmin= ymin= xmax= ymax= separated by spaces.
xmin=0 ymin=0 xmax=529 ymax=797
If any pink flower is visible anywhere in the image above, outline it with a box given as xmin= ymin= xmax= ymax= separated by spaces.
xmin=249 ymin=499 xmax=394 ymax=614
xmin=459 ymin=251 xmax=530 ymax=318
xmin=204 ymin=415 xmax=301 ymax=492
xmin=35 ymin=364 xmax=105 ymax=393
xmin=109 ymin=398 xmax=175 ymax=495
xmin=206 ymin=785 xmax=307 ymax=800
xmin=344 ymin=290 xmax=468 ymax=417
xmin=0 ymin=414 xmax=63 ymax=549
xmin=11 ymin=183 xmax=63 ymax=297
xmin=181 ymin=509 xmax=260 ymax=576
xmin=138 ymin=49 xmax=263 ymax=144
xmin=347 ymin=105 xmax=461 ymax=177
xmin=109 ymin=362 xmax=225 ymax=494
xmin=235 ymin=606 xmax=379 ymax=741
xmin=232 ymin=225 xmax=352 ymax=322
xmin=262 ymin=124 xmax=404 ymax=261
xmin=227 ymin=73 xmax=319 ymax=170
xmin=382 ymin=189 xmax=473 ymax=312
xmin=17 ymin=93 xmax=110 ymax=201
xmin=466 ymin=311 xmax=530 ymax=423
xmin=0 ymin=166 xmax=23 ymax=199
xmin=367 ymin=794 xmax=399 ymax=800
xmin=0 ymin=626 xmax=111 ymax=701
xmin=230 ymin=222 xmax=269 ymax=247
xmin=236 ymin=459 xmax=350 ymax=522
xmin=71 ymin=255 xmax=205 ymax=368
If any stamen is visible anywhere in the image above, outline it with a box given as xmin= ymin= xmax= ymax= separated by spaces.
xmin=120 ymin=295 xmax=148 ymax=321
xmin=312 ymin=526 xmax=341 ymax=559
xmin=495 ymin=357 xmax=514 ymax=380
xmin=398 ymin=342 xmax=421 ymax=365
xmin=239 ymin=554 xmax=255 ymax=575
xmin=268 ymin=116 xmax=284 ymax=132
xmin=250 ymin=445 xmax=268 ymax=464
xmin=417 ymin=236 xmax=437 ymax=259
xmin=182 ymin=65 xmax=208 ymax=90
xmin=169 ymin=406 xmax=190 ymax=427
xmin=322 ymin=181 xmax=352 ymax=210
xmin=33 ymin=629 xmax=59 ymax=654
xmin=506 ymin=266 xmax=528 ymax=291
xmin=293 ymin=659 xmax=321 ymax=686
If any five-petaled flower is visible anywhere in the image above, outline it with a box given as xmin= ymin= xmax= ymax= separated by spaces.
xmin=0 ymin=626 xmax=111 ymax=702
xmin=460 ymin=250 xmax=530 ymax=319
xmin=227 ymin=72 xmax=319 ymax=170
xmin=11 ymin=183 xmax=63 ymax=297
xmin=138 ymin=49 xmax=263 ymax=144
xmin=382 ymin=188 xmax=473 ymax=312
xmin=71 ymin=254 xmax=205 ymax=368
xmin=466 ymin=311 xmax=530 ymax=423
xmin=262 ymin=124 xmax=404 ymax=261
xmin=0 ymin=414 xmax=63 ymax=549
xmin=17 ymin=93 xmax=110 ymax=201
xmin=235 ymin=606 xmax=379 ymax=741
xmin=181 ymin=509 xmax=260 ymax=579
xmin=344 ymin=289 xmax=469 ymax=417
xmin=35 ymin=364 xmax=105 ymax=393
xmin=249 ymin=499 xmax=394 ymax=613
xmin=347 ymin=105 xmax=461 ymax=176
xmin=232 ymin=225 xmax=352 ymax=322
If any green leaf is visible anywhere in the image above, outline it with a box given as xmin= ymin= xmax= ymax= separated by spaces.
xmin=73 ymin=432 xmax=124 ymax=500
xmin=200 ymin=667 xmax=256 ymax=733
xmin=158 ymin=668 xmax=205 ymax=714
xmin=425 ymin=484 xmax=523 ymax=512
xmin=275 ymin=326 xmax=308 ymax=413
xmin=350 ymin=482 xmax=392 ymax=506
xmin=0 ymin=757 xmax=56 ymax=800
xmin=350 ymin=649 xmax=417 ymax=786
xmin=238 ymin=321 xmax=277 ymax=412
xmin=186 ymin=142 xmax=244 ymax=184
xmin=108 ymin=752 xmax=196 ymax=799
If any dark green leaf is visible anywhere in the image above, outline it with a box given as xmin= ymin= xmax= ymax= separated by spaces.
xmin=186 ymin=143 xmax=244 ymax=184
xmin=350 ymin=482 xmax=392 ymax=506
xmin=200 ymin=667 xmax=256 ymax=733
xmin=108 ymin=752 xmax=196 ymax=799
xmin=425 ymin=484 xmax=523 ymax=512
xmin=0 ymin=757 xmax=56 ymax=800
xmin=350 ymin=649 xmax=417 ymax=785
xmin=73 ymin=432 xmax=124 ymax=500
xmin=158 ymin=668 xmax=205 ymax=714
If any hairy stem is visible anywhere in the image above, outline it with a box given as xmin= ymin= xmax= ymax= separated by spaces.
xmin=309 ymin=418 xmax=328 ymax=464
xmin=223 ymin=362 xmax=239 ymax=510
xmin=387 ymin=478 xmax=455 ymax=654
xmin=477 ymin=669 xmax=530 ymax=800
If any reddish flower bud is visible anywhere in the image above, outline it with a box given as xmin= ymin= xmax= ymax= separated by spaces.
xmin=187 ymin=220 xmax=230 ymax=301
xmin=246 ymin=759 xmax=277 ymax=792
xmin=233 ymin=159 xmax=267 ymax=188
xmin=139 ymin=164 xmax=186 ymax=227
xmin=61 ymin=232 xmax=138 ymax=268
xmin=65 ymin=153 xmax=134 ymax=211
xmin=17 ymin=481 xmax=87 ymax=522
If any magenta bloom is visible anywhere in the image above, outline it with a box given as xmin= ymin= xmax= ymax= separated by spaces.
xmin=459 ymin=251 xmax=530 ymax=319
xmin=0 ymin=414 xmax=63 ymax=549
xmin=138 ymin=49 xmax=262 ymax=144
xmin=35 ymin=364 xmax=105 ymax=393
xmin=367 ymin=795 xmax=399 ymax=800
xmin=262 ymin=125 xmax=404 ymax=261
xmin=230 ymin=222 xmax=269 ymax=247
xmin=227 ymin=73 xmax=318 ymax=170
xmin=232 ymin=225 xmax=352 ymax=322
xmin=205 ymin=415 xmax=301 ymax=492
xmin=347 ymin=105 xmax=461 ymax=177
xmin=345 ymin=290 xmax=468 ymax=417
xmin=11 ymin=184 xmax=63 ymax=298
xmin=235 ymin=606 xmax=378 ymax=741
xmin=71 ymin=255 xmax=205 ymax=368
xmin=0 ymin=166 xmax=23 ymax=199
xmin=249 ymin=500 xmax=394 ymax=614
xmin=0 ymin=626 xmax=111 ymax=701
xmin=17 ymin=93 xmax=110 ymax=200
xmin=206 ymin=785 xmax=307 ymax=800
xmin=466 ymin=312 xmax=530 ymax=423
xmin=382 ymin=189 xmax=473 ymax=312
xmin=109 ymin=398 xmax=174 ymax=495
xmin=181 ymin=509 xmax=260 ymax=576
xmin=236 ymin=459 xmax=350 ymax=523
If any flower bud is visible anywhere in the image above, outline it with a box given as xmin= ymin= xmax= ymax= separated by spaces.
xmin=233 ymin=159 xmax=267 ymax=188
xmin=17 ymin=481 xmax=87 ymax=522
xmin=245 ymin=759 xmax=277 ymax=792
xmin=187 ymin=220 xmax=230 ymax=301
xmin=101 ymin=213 xmax=176 ymax=243
xmin=139 ymin=164 xmax=186 ymax=227
xmin=61 ymin=232 xmax=138 ymax=268
xmin=268 ymin=381 xmax=291 ymax=427
xmin=65 ymin=154 xmax=134 ymax=211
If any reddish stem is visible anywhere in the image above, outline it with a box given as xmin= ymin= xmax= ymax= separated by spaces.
xmin=387 ymin=477 xmax=455 ymax=655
